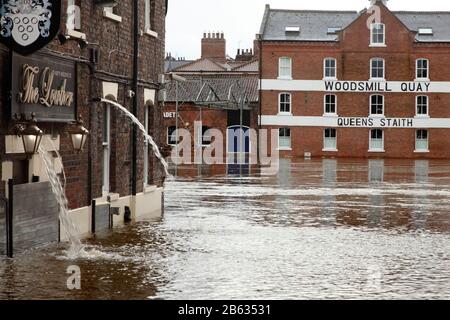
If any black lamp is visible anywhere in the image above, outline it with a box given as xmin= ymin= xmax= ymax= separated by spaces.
xmin=20 ymin=113 xmax=44 ymax=158
xmin=68 ymin=116 xmax=90 ymax=153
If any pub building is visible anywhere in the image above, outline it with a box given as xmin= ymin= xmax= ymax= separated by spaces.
xmin=0 ymin=0 xmax=167 ymax=254
xmin=258 ymin=0 xmax=450 ymax=159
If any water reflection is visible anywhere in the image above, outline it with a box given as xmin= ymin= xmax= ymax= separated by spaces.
xmin=1 ymin=159 xmax=450 ymax=299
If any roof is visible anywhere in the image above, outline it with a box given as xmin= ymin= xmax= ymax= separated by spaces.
xmin=170 ymin=58 xmax=259 ymax=73
xmin=260 ymin=5 xmax=450 ymax=42
xmin=165 ymin=75 xmax=259 ymax=105
xmin=165 ymin=59 xmax=193 ymax=72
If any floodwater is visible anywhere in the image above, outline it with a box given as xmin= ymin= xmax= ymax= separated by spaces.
xmin=1 ymin=159 xmax=450 ymax=300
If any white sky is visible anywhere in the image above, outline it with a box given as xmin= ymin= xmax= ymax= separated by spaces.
xmin=166 ymin=0 xmax=450 ymax=60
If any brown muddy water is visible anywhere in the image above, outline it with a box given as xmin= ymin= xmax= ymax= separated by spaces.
xmin=0 ymin=159 xmax=450 ymax=300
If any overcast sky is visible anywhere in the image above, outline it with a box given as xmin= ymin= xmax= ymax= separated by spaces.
xmin=166 ymin=0 xmax=449 ymax=60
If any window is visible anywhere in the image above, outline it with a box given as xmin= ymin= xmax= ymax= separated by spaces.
xmin=278 ymin=57 xmax=292 ymax=79
xmin=324 ymin=58 xmax=337 ymax=79
xmin=201 ymin=126 xmax=212 ymax=146
xmin=418 ymin=28 xmax=433 ymax=35
xmin=327 ymin=27 xmax=341 ymax=34
xmin=102 ymin=104 xmax=111 ymax=195
xmin=145 ymin=0 xmax=158 ymax=36
xmin=104 ymin=4 xmax=122 ymax=22
xmin=279 ymin=128 xmax=291 ymax=150
xmin=167 ymin=126 xmax=179 ymax=145
xmin=324 ymin=128 xmax=337 ymax=151
xmin=370 ymin=58 xmax=385 ymax=79
xmin=416 ymin=130 xmax=429 ymax=152
xmin=369 ymin=129 xmax=384 ymax=151
xmin=416 ymin=59 xmax=429 ymax=80
xmin=416 ymin=96 xmax=429 ymax=117
xmin=279 ymin=93 xmax=292 ymax=114
xmin=370 ymin=95 xmax=384 ymax=116
xmin=324 ymin=94 xmax=337 ymax=115
xmin=370 ymin=23 xmax=385 ymax=46
xmin=67 ymin=0 xmax=81 ymax=31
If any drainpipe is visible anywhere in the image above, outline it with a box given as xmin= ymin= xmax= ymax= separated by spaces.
xmin=132 ymin=0 xmax=139 ymax=196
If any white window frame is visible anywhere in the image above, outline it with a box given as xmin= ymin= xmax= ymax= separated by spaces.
xmin=369 ymin=129 xmax=385 ymax=152
xmin=323 ymin=58 xmax=337 ymax=80
xmin=278 ymin=57 xmax=292 ymax=80
xmin=370 ymin=23 xmax=386 ymax=47
xmin=323 ymin=128 xmax=337 ymax=152
xmin=369 ymin=94 xmax=385 ymax=117
xmin=323 ymin=94 xmax=337 ymax=116
xmin=415 ymin=95 xmax=429 ymax=118
xmin=415 ymin=129 xmax=429 ymax=153
xmin=145 ymin=0 xmax=158 ymax=37
xmin=66 ymin=0 xmax=86 ymax=40
xmin=102 ymin=104 xmax=111 ymax=196
xmin=416 ymin=59 xmax=430 ymax=81
xmin=370 ymin=58 xmax=385 ymax=80
xmin=278 ymin=128 xmax=292 ymax=151
xmin=103 ymin=5 xmax=122 ymax=23
xmin=278 ymin=93 xmax=292 ymax=115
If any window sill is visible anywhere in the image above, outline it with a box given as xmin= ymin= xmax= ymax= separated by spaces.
xmin=277 ymin=76 xmax=293 ymax=80
xmin=415 ymin=78 xmax=430 ymax=82
xmin=67 ymin=29 xmax=86 ymax=40
xmin=369 ymin=78 xmax=386 ymax=82
xmin=369 ymin=114 xmax=385 ymax=118
xmin=414 ymin=150 xmax=430 ymax=153
xmin=323 ymin=77 xmax=337 ymax=81
xmin=278 ymin=147 xmax=292 ymax=151
xmin=144 ymin=185 xmax=157 ymax=194
xmin=103 ymin=10 xmax=122 ymax=23
xmin=323 ymin=113 xmax=338 ymax=118
xmin=414 ymin=115 xmax=430 ymax=119
xmin=278 ymin=112 xmax=293 ymax=116
xmin=322 ymin=148 xmax=338 ymax=152
xmin=368 ymin=149 xmax=385 ymax=153
xmin=145 ymin=28 xmax=158 ymax=38
xmin=369 ymin=44 xmax=387 ymax=48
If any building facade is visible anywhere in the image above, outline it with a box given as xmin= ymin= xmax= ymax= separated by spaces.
xmin=0 ymin=0 xmax=167 ymax=247
xmin=164 ymin=32 xmax=259 ymax=164
xmin=259 ymin=0 xmax=450 ymax=159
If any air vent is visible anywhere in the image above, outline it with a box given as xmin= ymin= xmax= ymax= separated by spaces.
xmin=327 ymin=27 xmax=342 ymax=34
xmin=418 ymin=28 xmax=433 ymax=35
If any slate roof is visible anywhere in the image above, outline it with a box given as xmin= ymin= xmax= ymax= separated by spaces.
xmin=165 ymin=59 xmax=193 ymax=72
xmin=260 ymin=5 xmax=450 ymax=42
xmin=170 ymin=58 xmax=259 ymax=73
xmin=165 ymin=75 xmax=259 ymax=105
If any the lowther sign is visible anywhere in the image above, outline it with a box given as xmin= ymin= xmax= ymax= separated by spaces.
xmin=0 ymin=0 xmax=61 ymax=55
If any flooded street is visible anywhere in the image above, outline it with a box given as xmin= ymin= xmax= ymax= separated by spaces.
xmin=1 ymin=159 xmax=450 ymax=299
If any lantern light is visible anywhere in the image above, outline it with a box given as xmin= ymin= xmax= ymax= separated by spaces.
xmin=20 ymin=113 xmax=44 ymax=158
xmin=68 ymin=116 xmax=90 ymax=153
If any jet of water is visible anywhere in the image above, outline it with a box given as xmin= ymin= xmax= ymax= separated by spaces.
xmin=38 ymin=144 xmax=83 ymax=258
xmin=99 ymin=98 xmax=171 ymax=177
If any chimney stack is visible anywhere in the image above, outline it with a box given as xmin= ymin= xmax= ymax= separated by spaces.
xmin=201 ymin=31 xmax=226 ymax=63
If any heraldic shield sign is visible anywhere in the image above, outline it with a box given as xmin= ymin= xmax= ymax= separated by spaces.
xmin=0 ymin=0 xmax=61 ymax=55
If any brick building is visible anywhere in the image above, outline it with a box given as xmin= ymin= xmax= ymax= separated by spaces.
xmin=164 ymin=32 xmax=259 ymax=164
xmin=259 ymin=0 xmax=450 ymax=159
xmin=0 ymin=0 xmax=168 ymax=244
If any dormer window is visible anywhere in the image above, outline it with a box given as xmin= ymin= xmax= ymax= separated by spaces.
xmin=285 ymin=26 xmax=300 ymax=34
xmin=418 ymin=28 xmax=433 ymax=35
xmin=370 ymin=23 xmax=385 ymax=46
xmin=327 ymin=27 xmax=341 ymax=34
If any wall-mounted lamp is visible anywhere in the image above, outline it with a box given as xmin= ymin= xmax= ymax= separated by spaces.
xmin=58 ymin=33 xmax=89 ymax=49
xmin=14 ymin=113 xmax=44 ymax=159
xmin=67 ymin=116 xmax=90 ymax=153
